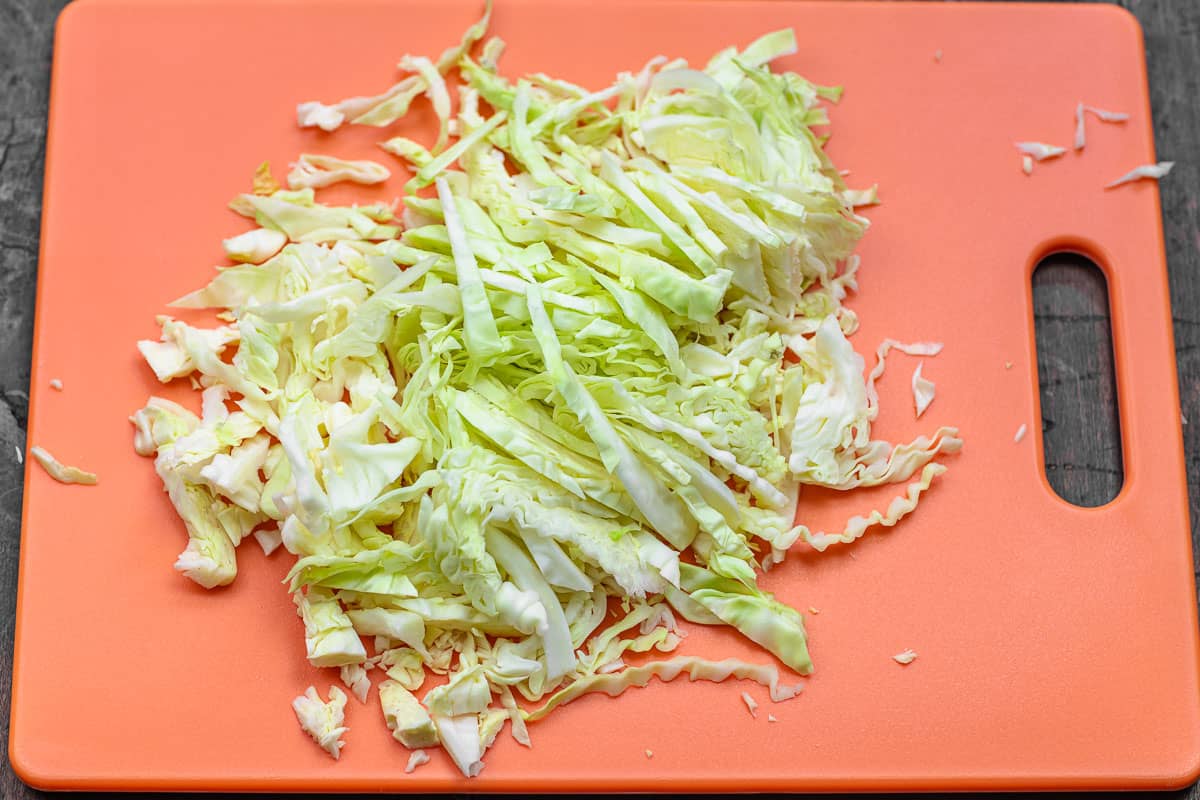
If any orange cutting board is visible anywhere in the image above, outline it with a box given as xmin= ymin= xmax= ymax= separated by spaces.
xmin=11 ymin=0 xmax=1199 ymax=792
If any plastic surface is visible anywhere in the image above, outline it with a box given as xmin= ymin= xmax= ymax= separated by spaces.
xmin=11 ymin=0 xmax=1199 ymax=792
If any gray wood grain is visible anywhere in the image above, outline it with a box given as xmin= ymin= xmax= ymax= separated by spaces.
xmin=0 ymin=0 xmax=61 ymax=793
xmin=1 ymin=0 xmax=1197 ymax=797
xmin=1033 ymin=254 xmax=1125 ymax=507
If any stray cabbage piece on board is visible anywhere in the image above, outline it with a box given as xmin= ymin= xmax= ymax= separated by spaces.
xmin=1074 ymin=102 xmax=1129 ymax=150
xmin=911 ymin=362 xmax=935 ymax=419
xmin=129 ymin=0 xmax=961 ymax=776
xmin=1015 ymin=141 xmax=1066 ymax=161
xmin=292 ymin=686 xmax=349 ymax=759
xmin=1105 ymin=161 xmax=1174 ymax=189
xmin=30 ymin=446 xmax=97 ymax=485
xmin=406 ymin=749 xmax=432 ymax=773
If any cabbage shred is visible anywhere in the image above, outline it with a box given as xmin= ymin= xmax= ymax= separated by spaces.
xmin=132 ymin=2 xmax=960 ymax=774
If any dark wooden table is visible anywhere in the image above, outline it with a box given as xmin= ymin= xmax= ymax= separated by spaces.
xmin=1 ymin=0 xmax=1197 ymax=797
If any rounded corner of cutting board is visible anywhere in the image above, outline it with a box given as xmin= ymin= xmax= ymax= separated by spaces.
xmin=8 ymin=732 xmax=72 ymax=793
xmin=1083 ymin=1 xmax=1147 ymax=44
xmin=1157 ymin=734 xmax=1200 ymax=791
xmin=53 ymin=0 xmax=102 ymax=41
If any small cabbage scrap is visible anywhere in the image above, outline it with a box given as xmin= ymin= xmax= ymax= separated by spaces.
xmin=892 ymin=649 xmax=918 ymax=665
xmin=223 ymin=228 xmax=288 ymax=264
xmin=1105 ymin=161 xmax=1174 ymax=189
xmin=340 ymin=663 xmax=372 ymax=703
xmin=133 ymin=4 xmax=960 ymax=775
xmin=252 ymin=161 xmax=281 ymax=195
xmin=859 ymin=336 xmax=947 ymax=448
xmin=1015 ymin=141 xmax=1066 ymax=161
xmin=253 ymin=525 xmax=283 ymax=556
xmin=1085 ymin=106 xmax=1130 ymax=123
xmin=1075 ymin=102 xmax=1129 ymax=150
xmin=287 ymin=154 xmax=391 ymax=190
xmin=741 ymin=691 xmax=759 ymax=718
xmin=911 ymin=362 xmax=935 ymax=418
xmin=379 ymin=680 xmax=439 ymax=748
xmin=292 ymin=685 xmax=349 ymax=759
xmin=405 ymin=749 xmax=431 ymax=773
xmin=843 ymin=186 xmax=879 ymax=207
xmin=30 ymin=446 xmax=97 ymax=485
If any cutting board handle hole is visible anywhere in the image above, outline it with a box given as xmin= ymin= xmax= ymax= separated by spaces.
xmin=1032 ymin=251 xmax=1125 ymax=507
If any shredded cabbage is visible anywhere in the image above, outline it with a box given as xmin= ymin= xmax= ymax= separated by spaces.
xmin=132 ymin=1 xmax=960 ymax=775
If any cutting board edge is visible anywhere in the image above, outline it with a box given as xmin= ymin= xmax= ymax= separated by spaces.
xmin=11 ymin=0 xmax=1197 ymax=794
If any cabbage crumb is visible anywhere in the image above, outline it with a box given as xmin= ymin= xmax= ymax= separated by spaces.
xmin=49 ymin=378 xmax=63 ymax=391
xmin=340 ymin=663 xmax=372 ymax=704
xmin=1014 ymin=424 xmax=1027 ymax=443
xmin=253 ymin=525 xmax=283 ymax=556
xmin=252 ymin=161 xmax=280 ymax=195
xmin=741 ymin=691 xmax=759 ymax=718
xmin=843 ymin=186 xmax=879 ymax=207
xmin=912 ymin=362 xmax=935 ymax=418
xmin=1015 ymin=141 xmax=1066 ymax=161
xmin=405 ymin=749 xmax=431 ymax=773
xmin=892 ymin=649 xmax=918 ymax=665
xmin=30 ymin=446 xmax=97 ymax=485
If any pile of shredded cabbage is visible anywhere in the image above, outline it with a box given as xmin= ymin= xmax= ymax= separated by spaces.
xmin=131 ymin=3 xmax=960 ymax=775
